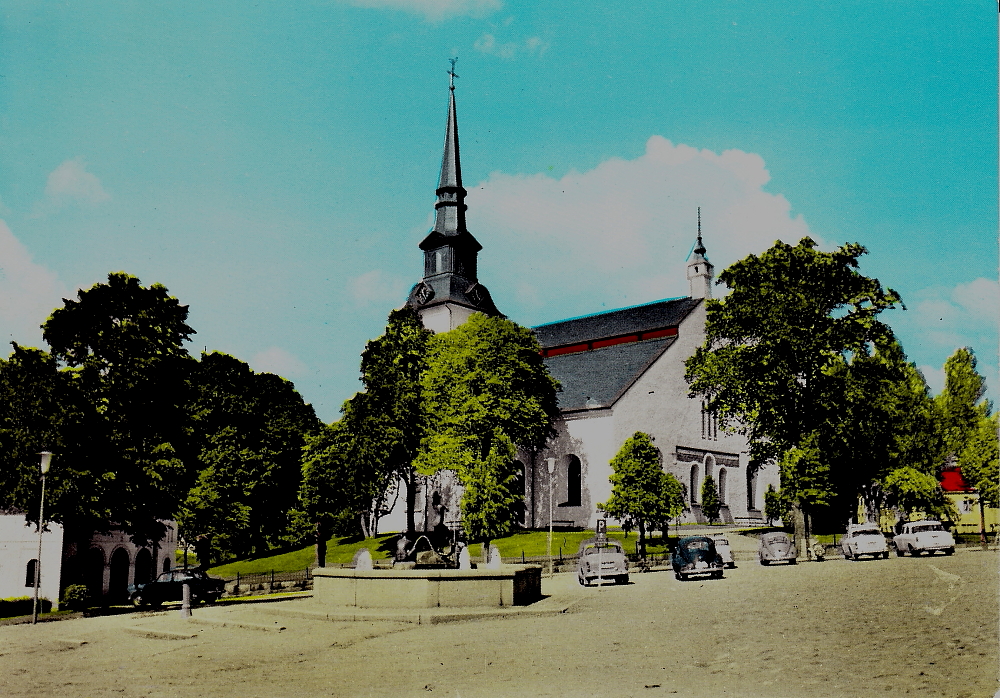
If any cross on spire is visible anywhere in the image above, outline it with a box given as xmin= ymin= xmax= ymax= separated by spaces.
xmin=695 ymin=206 xmax=706 ymax=255
xmin=448 ymin=57 xmax=459 ymax=90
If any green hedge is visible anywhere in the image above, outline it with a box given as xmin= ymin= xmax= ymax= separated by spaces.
xmin=0 ymin=596 xmax=52 ymax=618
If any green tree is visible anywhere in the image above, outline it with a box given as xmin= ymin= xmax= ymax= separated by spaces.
xmin=0 ymin=345 xmax=109 ymax=531
xmin=297 ymin=422 xmax=365 ymax=566
xmin=352 ymin=307 xmax=431 ymax=534
xmin=882 ymin=466 xmax=954 ymax=527
xmin=42 ymin=273 xmax=198 ymax=544
xmin=958 ymin=409 xmax=999 ymax=545
xmin=178 ymin=352 xmax=320 ymax=565
xmin=417 ymin=313 xmax=560 ymax=548
xmin=936 ymin=347 xmax=993 ymax=546
xmin=598 ymin=432 xmax=683 ymax=558
xmin=700 ymin=475 xmax=721 ymax=525
xmin=685 ymin=239 xmax=902 ymax=546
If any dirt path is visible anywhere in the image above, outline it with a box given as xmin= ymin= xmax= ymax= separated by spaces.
xmin=1 ymin=549 xmax=996 ymax=698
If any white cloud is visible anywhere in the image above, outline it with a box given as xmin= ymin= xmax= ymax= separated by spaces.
xmin=33 ymin=158 xmax=110 ymax=216
xmin=468 ymin=136 xmax=816 ymax=318
xmin=341 ymin=0 xmax=501 ymax=20
xmin=350 ymin=269 xmax=410 ymax=307
xmin=251 ymin=347 xmax=309 ymax=379
xmin=0 ymin=220 xmax=68 ymax=350
xmin=474 ymin=33 xmax=548 ymax=59
xmin=886 ymin=277 xmax=999 ymax=399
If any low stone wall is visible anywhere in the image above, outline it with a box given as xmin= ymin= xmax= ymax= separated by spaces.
xmin=311 ymin=565 xmax=542 ymax=609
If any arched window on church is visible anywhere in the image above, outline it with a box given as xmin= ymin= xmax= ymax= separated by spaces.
xmin=561 ymin=455 xmax=582 ymax=507
xmin=718 ymin=467 xmax=727 ymax=506
xmin=747 ymin=468 xmax=758 ymax=511
xmin=25 ymin=559 xmax=38 ymax=587
xmin=690 ymin=463 xmax=700 ymax=504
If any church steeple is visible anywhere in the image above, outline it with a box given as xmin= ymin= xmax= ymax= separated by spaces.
xmin=406 ymin=60 xmax=501 ymax=333
xmin=687 ymin=207 xmax=715 ymax=300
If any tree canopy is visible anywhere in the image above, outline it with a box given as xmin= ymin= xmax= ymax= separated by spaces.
xmin=598 ymin=432 xmax=684 ymax=557
xmin=685 ymin=238 xmax=904 ymax=532
xmin=416 ymin=313 xmax=560 ymax=544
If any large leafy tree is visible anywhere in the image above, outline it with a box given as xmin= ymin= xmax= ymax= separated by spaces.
xmin=42 ymin=273 xmax=198 ymax=544
xmin=938 ymin=347 xmax=998 ymax=544
xmin=598 ymin=432 xmax=684 ymax=557
xmin=417 ymin=313 xmax=560 ymax=547
xmin=353 ymin=307 xmax=431 ymax=534
xmin=685 ymin=239 xmax=902 ymax=544
xmin=0 ymin=345 xmax=109 ymax=530
xmin=177 ymin=352 xmax=320 ymax=565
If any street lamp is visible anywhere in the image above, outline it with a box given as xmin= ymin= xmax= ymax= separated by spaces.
xmin=546 ymin=457 xmax=556 ymax=578
xmin=32 ymin=451 xmax=53 ymax=625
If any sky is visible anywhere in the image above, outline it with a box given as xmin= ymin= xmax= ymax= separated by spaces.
xmin=1 ymin=1 xmax=997 ymax=422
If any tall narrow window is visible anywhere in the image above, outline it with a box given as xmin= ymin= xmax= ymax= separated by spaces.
xmin=690 ymin=463 xmax=700 ymax=504
xmin=718 ymin=468 xmax=728 ymax=506
xmin=435 ymin=249 xmax=445 ymax=273
xmin=25 ymin=559 xmax=38 ymax=587
xmin=701 ymin=400 xmax=718 ymax=441
xmin=561 ymin=455 xmax=582 ymax=507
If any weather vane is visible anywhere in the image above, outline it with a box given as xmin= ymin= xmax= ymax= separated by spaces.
xmin=448 ymin=57 xmax=459 ymax=90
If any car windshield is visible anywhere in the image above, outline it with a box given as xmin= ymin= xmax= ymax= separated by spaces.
xmin=912 ymin=523 xmax=943 ymax=532
xmin=763 ymin=534 xmax=788 ymax=544
xmin=852 ymin=529 xmax=880 ymax=537
xmin=713 ymin=538 xmax=730 ymax=545
xmin=686 ymin=540 xmax=711 ymax=551
xmin=586 ymin=544 xmax=622 ymax=555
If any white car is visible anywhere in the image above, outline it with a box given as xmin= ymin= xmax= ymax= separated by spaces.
xmin=711 ymin=534 xmax=736 ymax=568
xmin=577 ymin=539 xmax=629 ymax=586
xmin=892 ymin=520 xmax=955 ymax=556
xmin=840 ymin=524 xmax=889 ymax=560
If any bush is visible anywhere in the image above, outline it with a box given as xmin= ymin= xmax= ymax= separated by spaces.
xmin=61 ymin=584 xmax=91 ymax=612
xmin=0 ymin=596 xmax=52 ymax=618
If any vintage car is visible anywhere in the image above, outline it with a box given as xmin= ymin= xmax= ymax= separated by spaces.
xmin=711 ymin=534 xmax=736 ymax=568
xmin=671 ymin=536 xmax=725 ymax=580
xmin=758 ymin=531 xmax=797 ymax=565
xmin=128 ymin=568 xmax=225 ymax=607
xmin=577 ymin=538 xmax=629 ymax=586
xmin=892 ymin=520 xmax=956 ymax=556
xmin=841 ymin=524 xmax=889 ymax=560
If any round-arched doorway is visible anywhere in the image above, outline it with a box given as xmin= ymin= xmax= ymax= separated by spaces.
xmin=108 ymin=548 xmax=131 ymax=602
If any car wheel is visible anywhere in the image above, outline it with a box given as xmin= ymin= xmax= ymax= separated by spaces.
xmin=674 ymin=572 xmax=683 ymax=581
xmin=788 ymin=558 xmax=797 ymax=565
xmin=759 ymin=558 xmax=768 ymax=566
xmin=882 ymin=551 xmax=889 ymax=559
xmin=711 ymin=571 xmax=723 ymax=579
xmin=148 ymin=598 xmax=162 ymax=608
xmin=895 ymin=546 xmax=904 ymax=557
xmin=944 ymin=547 xmax=954 ymax=556
xmin=844 ymin=549 xmax=853 ymax=560
xmin=615 ymin=575 xmax=629 ymax=585
xmin=130 ymin=594 xmax=144 ymax=608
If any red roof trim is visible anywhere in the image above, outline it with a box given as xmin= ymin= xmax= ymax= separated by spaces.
xmin=539 ymin=326 xmax=678 ymax=358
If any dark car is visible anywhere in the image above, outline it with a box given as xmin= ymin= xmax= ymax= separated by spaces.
xmin=758 ymin=532 xmax=797 ymax=565
xmin=128 ymin=568 xmax=225 ymax=607
xmin=671 ymin=536 xmax=725 ymax=580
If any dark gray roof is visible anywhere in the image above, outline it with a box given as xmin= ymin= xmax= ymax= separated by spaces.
xmin=534 ymin=297 xmax=701 ymax=348
xmin=544 ymin=336 xmax=677 ymax=411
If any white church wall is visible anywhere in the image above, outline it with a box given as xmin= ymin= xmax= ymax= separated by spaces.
xmin=0 ymin=514 xmax=63 ymax=608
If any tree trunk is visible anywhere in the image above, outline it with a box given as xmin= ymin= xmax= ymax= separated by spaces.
xmin=980 ymin=496 xmax=989 ymax=550
xmin=638 ymin=520 xmax=647 ymax=559
xmin=359 ymin=511 xmax=371 ymax=539
xmin=792 ymin=502 xmax=807 ymax=561
xmin=314 ymin=521 xmax=328 ymax=568
xmin=406 ymin=468 xmax=417 ymax=535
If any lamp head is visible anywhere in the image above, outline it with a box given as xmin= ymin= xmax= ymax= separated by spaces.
xmin=546 ymin=457 xmax=556 ymax=474
xmin=38 ymin=451 xmax=53 ymax=474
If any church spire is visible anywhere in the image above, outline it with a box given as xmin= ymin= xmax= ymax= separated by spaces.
xmin=433 ymin=60 xmax=467 ymax=237
xmin=687 ymin=207 xmax=714 ymax=300
xmin=406 ymin=60 xmax=501 ymax=332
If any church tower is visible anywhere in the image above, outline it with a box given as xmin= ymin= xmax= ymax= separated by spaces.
xmin=406 ymin=64 xmax=501 ymax=333
xmin=686 ymin=207 xmax=715 ymax=299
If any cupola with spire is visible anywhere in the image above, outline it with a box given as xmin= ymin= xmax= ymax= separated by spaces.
xmin=405 ymin=59 xmax=501 ymax=333
xmin=686 ymin=207 xmax=714 ymax=299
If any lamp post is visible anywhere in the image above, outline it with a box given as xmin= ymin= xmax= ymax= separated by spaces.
xmin=32 ymin=451 xmax=53 ymax=625
xmin=546 ymin=457 xmax=555 ymax=578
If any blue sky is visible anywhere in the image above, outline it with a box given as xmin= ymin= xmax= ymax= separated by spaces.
xmin=1 ymin=1 xmax=996 ymax=422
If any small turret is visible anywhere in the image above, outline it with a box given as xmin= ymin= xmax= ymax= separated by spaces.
xmin=686 ymin=207 xmax=714 ymax=300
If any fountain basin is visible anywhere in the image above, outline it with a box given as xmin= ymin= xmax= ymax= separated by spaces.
xmin=311 ymin=565 xmax=542 ymax=609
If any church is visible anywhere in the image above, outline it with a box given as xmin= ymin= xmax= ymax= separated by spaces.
xmin=402 ymin=78 xmax=775 ymax=534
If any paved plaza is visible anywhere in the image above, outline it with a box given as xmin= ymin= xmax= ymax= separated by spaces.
xmin=1 ymin=547 xmax=996 ymax=698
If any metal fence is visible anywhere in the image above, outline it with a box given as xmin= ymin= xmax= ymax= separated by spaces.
xmin=223 ymin=568 xmax=313 ymax=596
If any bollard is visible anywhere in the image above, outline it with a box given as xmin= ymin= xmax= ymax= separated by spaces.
xmin=270 ymin=570 xmax=275 ymax=592
xmin=235 ymin=571 xmax=240 ymax=595
xmin=180 ymin=582 xmax=192 ymax=618
xmin=521 ymin=550 xmax=525 ymax=564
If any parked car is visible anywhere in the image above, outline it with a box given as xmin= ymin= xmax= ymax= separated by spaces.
xmin=129 ymin=568 xmax=225 ymax=607
xmin=577 ymin=538 xmax=629 ymax=586
xmin=671 ymin=536 xmax=725 ymax=580
xmin=892 ymin=520 xmax=955 ymax=556
xmin=841 ymin=524 xmax=889 ymax=560
xmin=711 ymin=534 xmax=736 ymax=568
xmin=758 ymin=532 xmax=797 ymax=565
